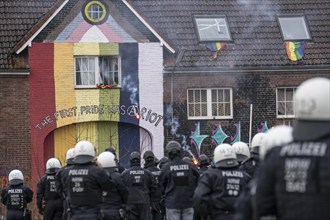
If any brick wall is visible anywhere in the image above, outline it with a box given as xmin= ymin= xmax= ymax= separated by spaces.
xmin=163 ymin=70 xmax=330 ymax=158
xmin=0 ymin=75 xmax=31 ymax=186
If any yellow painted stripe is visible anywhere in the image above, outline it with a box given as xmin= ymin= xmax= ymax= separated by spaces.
xmin=75 ymin=89 xmax=100 ymax=122
xmin=74 ymin=43 xmax=100 ymax=55
xmin=54 ymin=43 xmax=76 ymax=127
xmin=54 ymin=124 xmax=77 ymax=166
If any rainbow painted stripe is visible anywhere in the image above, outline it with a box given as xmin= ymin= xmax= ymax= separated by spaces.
xmin=285 ymin=41 xmax=305 ymax=61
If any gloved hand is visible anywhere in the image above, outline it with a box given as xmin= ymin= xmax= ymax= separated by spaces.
xmin=151 ymin=201 xmax=161 ymax=213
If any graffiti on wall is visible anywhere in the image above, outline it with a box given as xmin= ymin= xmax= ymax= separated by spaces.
xmin=181 ymin=121 xmax=270 ymax=159
xmin=258 ymin=121 xmax=269 ymax=133
xmin=35 ymin=104 xmax=163 ymax=130
xmin=190 ymin=122 xmax=208 ymax=156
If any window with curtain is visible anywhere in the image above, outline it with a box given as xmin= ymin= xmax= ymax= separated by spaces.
xmin=75 ymin=56 xmax=120 ymax=88
xmin=187 ymin=88 xmax=233 ymax=119
xmin=276 ymin=87 xmax=296 ymax=118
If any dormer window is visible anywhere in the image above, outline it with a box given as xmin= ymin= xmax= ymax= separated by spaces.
xmin=277 ymin=15 xmax=311 ymax=41
xmin=193 ymin=15 xmax=232 ymax=42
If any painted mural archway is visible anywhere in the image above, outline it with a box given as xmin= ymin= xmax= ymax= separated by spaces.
xmin=41 ymin=121 xmax=153 ymax=172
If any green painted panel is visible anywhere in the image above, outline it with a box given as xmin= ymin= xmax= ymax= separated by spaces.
xmin=98 ymin=89 xmax=120 ymax=121
xmin=97 ymin=122 xmax=119 ymax=154
xmin=99 ymin=43 xmax=119 ymax=56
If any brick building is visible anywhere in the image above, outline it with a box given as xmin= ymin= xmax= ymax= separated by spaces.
xmin=0 ymin=0 xmax=329 ymax=207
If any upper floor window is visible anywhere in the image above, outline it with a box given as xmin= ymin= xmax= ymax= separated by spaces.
xmin=276 ymin=87 xmax=297 ymax=118
xmin=187 ymin=88 xmax=233 ymax=119
xmin=75 ymin=56 xmax=121 ymax=88
xmin=277 ymin=15 xmax=311 ymax=41
xmin=193 ymin=15 xmax=232 ymax=42
xmin=82 ymin=0 xmax=109 ymax=25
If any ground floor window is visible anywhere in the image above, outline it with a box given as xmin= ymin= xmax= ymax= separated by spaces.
xmin=276 ymin=87 xmax=296 ymax=118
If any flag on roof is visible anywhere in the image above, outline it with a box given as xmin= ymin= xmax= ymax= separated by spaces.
xmin=285 ymin=41 xmax=305 ymax=61
xmin=205 ymin=42 xmax=226 ymax=59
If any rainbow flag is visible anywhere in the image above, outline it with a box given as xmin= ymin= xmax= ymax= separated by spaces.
xmin=205 ymin=42 xmax=226 ymax=59
xmin=285 ymin=41 xmax=305 ymax=61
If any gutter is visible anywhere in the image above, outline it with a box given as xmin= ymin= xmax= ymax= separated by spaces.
xmin=0 ymin=70 xmax=30 ymax=76
xmin=163 ymin=65 xmax=330 ymax=74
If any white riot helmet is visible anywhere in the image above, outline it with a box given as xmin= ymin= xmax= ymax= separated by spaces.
xmin=73 ymin=140 xmax=96 ymax=164
xmin=260 ymin=125 xmax=293 ymax=161
xmin=46 ymin=158 xmax=62 ymax=174
xmin=251 ymin=132 xmax=267 ymax=154
xmin=213 ymin=143 xmax=238 ymax=168
xmin=97 ymin=151 xmax=117 ymax=168
xmin=66 ymin=148 xmax=75 ymax=165
xmin=8 ymin=169 xmax=24 ymax=185
xmin=293 ymin=77 xmax=330 ymax=141
xmin=232 ymin=141 xmax=250 ymax=163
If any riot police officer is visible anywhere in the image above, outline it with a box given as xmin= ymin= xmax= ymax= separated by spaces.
xmin=158 ymin=156 xmax=170 ymax=169
xmin=232 ymin=142 xmax=250 ymax=165
xmin=105 ymin=146 xmax=126 ymax=173
xmin=37 ymin=158 xmax=63 ymax=220
xmin=198 ymin=154 xmax=210 ymax=174
xmin=1 ymin=169 xmax=33 ymax=220
xmin=234 ymin=125 xmax=293 ymax=220
xmin=57 ymin=140 xmax=114 ymax=220
xmin=121 ymin=151 xmax=157 ymax=220
xmin=239 ymin=133 xmax=266 ymax=178
xmin=159 ymin=141 xmax=200 ymax=220
xmin=143 ymin=150 xmax=162 ymax=220
xmin=55 ymin=148 xmax=75 ymax=220
xmin=256 ymin=77 xmax=330 ymax=220
xmin=194 ymin=143 xmax=251 ymax=220
xmin=97 ymin=151 xmax=128 ymax=220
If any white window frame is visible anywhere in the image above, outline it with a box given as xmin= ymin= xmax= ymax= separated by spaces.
xmin=193 ymin=15 xmax=232 ymax=42
xmin=276 ymin=87 xmax=297 ymax=119
xmin=277 ymin=14 xmax=312 ymax=41
xmin=187 ymin=88 xmax=233 ymax=120
xmin=74 ymin=56 xmax=121 ymax=89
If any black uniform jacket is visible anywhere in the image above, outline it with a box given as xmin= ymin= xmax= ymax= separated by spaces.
xmin=194 ymin=166 xmax=251 ymax=218
xmin=56 ymin=162 xmax=114 ymax=209
xmin=256 ymin=136 xmax=330 ymax=220
xmin=159 ymin=157 xmax=200 ymax=209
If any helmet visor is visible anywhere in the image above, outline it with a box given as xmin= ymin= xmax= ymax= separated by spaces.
xmin=73 ymin=155 xmax=95 ymax=164
xmin=9 ymin=179 xmax=23 ymax=185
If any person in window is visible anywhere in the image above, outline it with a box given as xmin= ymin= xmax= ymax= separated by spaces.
xmin=1 ymin=169 xmax=33 ymax=220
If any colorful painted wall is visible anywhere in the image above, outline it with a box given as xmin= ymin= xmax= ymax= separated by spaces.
xmin=28 ymin=0 xmax=164 ymax=184
xmin=29 ymin=41 xmax=164 ymax=182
